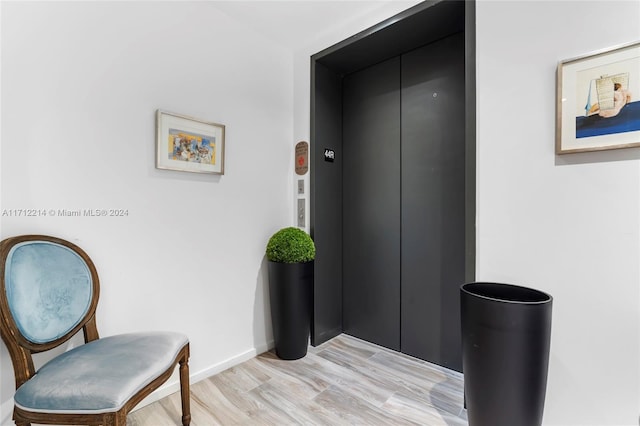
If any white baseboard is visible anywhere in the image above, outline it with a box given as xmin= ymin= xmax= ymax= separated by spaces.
xmin=134 ymin=340 xmax=274 ymax=411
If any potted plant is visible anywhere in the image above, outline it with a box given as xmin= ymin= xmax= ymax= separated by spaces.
xmin=266 ymin=227 xmax=315 ymax=360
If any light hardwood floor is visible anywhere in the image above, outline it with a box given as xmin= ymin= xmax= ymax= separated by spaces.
xmin=128 ymin=334 xmax=468 ymax=425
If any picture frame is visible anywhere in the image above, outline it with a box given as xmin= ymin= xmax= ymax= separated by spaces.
xmin=156 ymin=110 xmax=225 ymax=174
xmin=556 ymin=41 xmax=640 ymax=154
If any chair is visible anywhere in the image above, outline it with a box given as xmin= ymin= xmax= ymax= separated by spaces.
xmin=0 ymin=235 xmax=191 ymax=426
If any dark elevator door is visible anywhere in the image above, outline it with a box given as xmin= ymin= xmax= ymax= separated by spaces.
xmin=401 ymin=33 xmax=465 ymax=371
xmin=343 ymin=57 xmax=401 ymax=351
xmin=342 ymin=33 xmax=465 ymax=371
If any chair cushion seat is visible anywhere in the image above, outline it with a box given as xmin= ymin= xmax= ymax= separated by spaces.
xmin=14 ymin=332 xmax=188 ymax=414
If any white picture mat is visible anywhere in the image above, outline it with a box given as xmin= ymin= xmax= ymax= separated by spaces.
xmin=558 ymin=42 xmax=640 ymax=153
xmin=156 ymin=110 xmax=225 ymax=174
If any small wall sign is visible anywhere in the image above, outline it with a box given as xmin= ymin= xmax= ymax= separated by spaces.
xmin=295 ymin=141 xmax=309 ymax=175
xmin=324 ymin=148 xmax=335 ymax=162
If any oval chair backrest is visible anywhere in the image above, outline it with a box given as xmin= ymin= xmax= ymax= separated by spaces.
xmin=3 ymin=240 xmax=94 ymax=345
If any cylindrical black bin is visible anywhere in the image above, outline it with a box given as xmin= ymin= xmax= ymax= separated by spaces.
xmin=461 ymin=282 xmax=552 ymax=426
xmin=268 ymin=261 xmax=313 ymax=360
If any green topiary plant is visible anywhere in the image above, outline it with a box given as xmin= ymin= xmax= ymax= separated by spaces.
xmin=266 ymin=227 xmax=316 ymax=263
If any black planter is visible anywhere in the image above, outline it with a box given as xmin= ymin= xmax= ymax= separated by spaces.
xmin=460 ymin=282 xmax=552 ymax=426
xmin=267 ymin=260 xmax=313 ymax=360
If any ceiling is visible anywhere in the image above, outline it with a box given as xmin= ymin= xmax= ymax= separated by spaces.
xmin=209 ymin=1 xmax=421 ymax=52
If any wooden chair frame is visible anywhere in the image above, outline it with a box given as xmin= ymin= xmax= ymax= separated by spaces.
xmin=0 ymin=235 xmax=191 ymax=426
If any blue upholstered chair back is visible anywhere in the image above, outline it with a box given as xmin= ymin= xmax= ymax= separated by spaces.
xmin=3 ymin=240 xmax=95 ymax=345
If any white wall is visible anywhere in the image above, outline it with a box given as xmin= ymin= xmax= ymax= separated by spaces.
xmin=476 ymin=1 xmax=640 ymax=425
xmin=0 ymin=1 xmax=293 ymax=422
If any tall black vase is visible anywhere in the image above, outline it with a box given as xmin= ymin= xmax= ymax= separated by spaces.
xmin=267 ymin=260 xmax=313 ymax=360
xmin=461 ymin=282 xmax=552 ymax=426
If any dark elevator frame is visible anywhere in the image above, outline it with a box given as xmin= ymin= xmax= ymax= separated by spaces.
xmin=310 ymin=0 xmax=476 ymax=371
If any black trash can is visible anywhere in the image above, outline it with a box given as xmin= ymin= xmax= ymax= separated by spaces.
xmin=461 ymin=282 xmax=552 ymax=426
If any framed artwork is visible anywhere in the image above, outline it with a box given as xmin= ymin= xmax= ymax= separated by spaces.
xmin=156 ymin=110 xmax=225 ymax=174
xmin=556 ymin=41 xmax=640 ymax=154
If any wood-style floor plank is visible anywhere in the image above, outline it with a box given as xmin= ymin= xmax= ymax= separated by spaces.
xmin=127 ymin=334 xmax=468 ymax=425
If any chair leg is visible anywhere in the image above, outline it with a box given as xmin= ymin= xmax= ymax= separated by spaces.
xmin=115 ymin=411 xmax=127 ymax=426
xmin=179 ymin=353 xmax=191 ymax=426
xmin=103 ymin=412 xmax=126 ymax=426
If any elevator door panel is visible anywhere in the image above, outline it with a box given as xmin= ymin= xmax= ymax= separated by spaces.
xmin=401 ymin=33 xmax=465 ymax=371
xmin=342 ymin=57 xmax=401 ymax=351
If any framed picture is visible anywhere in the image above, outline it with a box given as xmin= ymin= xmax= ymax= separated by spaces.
xmin=556 ymin=41 xmax=640 ymax=154
xmin=156 ymin=110 xmax=225 ymax=174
